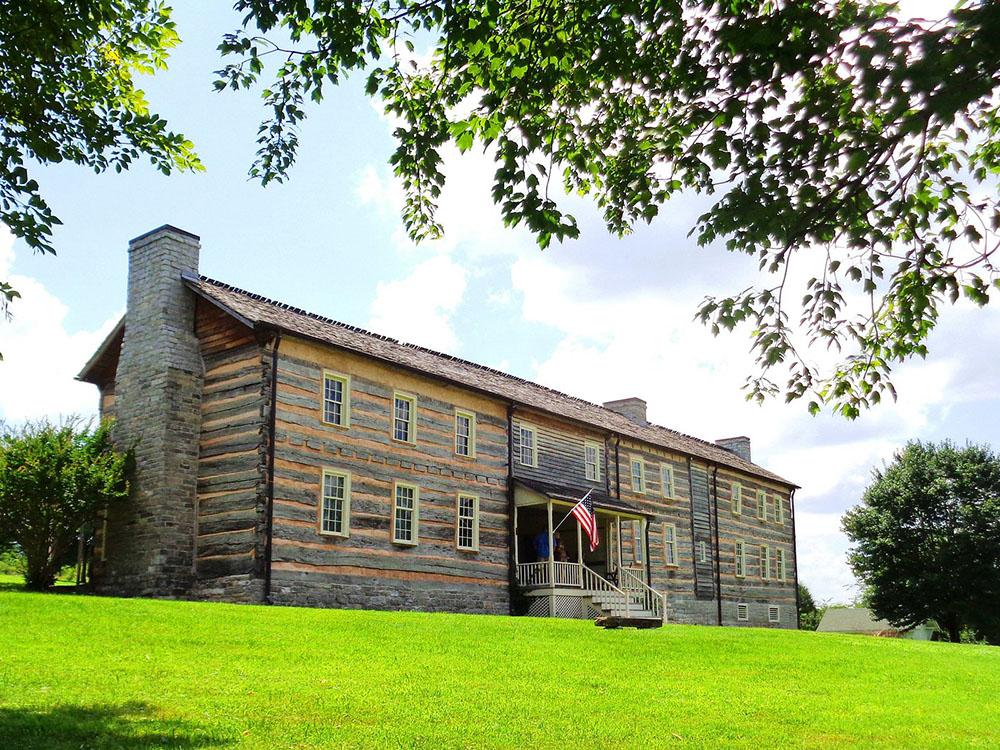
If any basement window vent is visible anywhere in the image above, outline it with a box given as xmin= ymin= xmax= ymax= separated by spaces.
xmin=768 ymin=605 xmax=780 ymax=623
xmin=737 ymin=603 xmax=749 ymax=622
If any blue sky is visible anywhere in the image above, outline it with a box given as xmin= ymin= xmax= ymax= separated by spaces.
xmin=1 ymin=0 xmax=996 ymax=603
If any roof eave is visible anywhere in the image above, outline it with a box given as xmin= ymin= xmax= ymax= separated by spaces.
xmin=76 ymin=317 xmax=125 ymax=384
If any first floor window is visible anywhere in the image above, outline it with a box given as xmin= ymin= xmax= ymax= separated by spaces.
xmin=320 ymin=469 xmax=351 ymax=536
xmin=455 ymin=411 xmax=475 ymax=457
xmin=731 ymin=482 xmax=742 ymax=515
xmin=518 ymin=425 xmax=537 ymax=466
xmin=661 ymin=464 xmax=675 ymax=498
xmin=735 ymin=541 xmax=746 ymax=577
xmin=456 ymin=494 xmax=479 ymax=551
xmin=631 ymin=458 xmax=645 ymax=493
xmin=760 ymin=544 xmax=771 ymax=580
xmin=322 ymin=372 xmax=349 ymax=426
xmin=632 ymin=520 xmax=644 ymax=563
xmin=393 ymin=483 xmax=419 ymax=544
xmin=584 ymin=441 xmax=601 ymax=482
xmin=757 ymin=489 xmax=767 ymax=521
xmin=737 ymin=602 xmax=749 ymax=622
xmin=777 ymin=549 xmax=787 ymax=582
xmin=664 ymin=524 xmax=677 ymax=566
xmin=393 ymin=393 xmax=416 ymax=442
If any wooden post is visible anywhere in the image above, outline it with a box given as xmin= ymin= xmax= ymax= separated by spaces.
xmin=577 ymin=518 xmax=583 ymax=587
xmin=616 ymin=515 xmax=623 ymax=573
xmin=547 ymin=500 xmax=555 ymax=616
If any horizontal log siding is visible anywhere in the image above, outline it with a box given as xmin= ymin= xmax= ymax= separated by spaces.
xmin=268 ymin=337 xmax=510 ymax=615
xmin=193 ymin=304 xmax=268 ymax=586
xmin=511 ymin=410 xmax=608 ymax=493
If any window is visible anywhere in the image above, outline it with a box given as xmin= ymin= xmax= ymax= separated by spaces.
xmin=392 ymin=482 xmax=419 ymax=545
xmin=737 ymin=602 xmax=749 ymax=622
xmin=760 ymin=544 xmax=771 ymax=580
xmin=631 ymin=458 xmax=645 ymax=494
xmin=518 ymin=425 xmax=537 ymax=466
xmin=775 ymin=494 xmax=785 ymax=525
xmin=777 ymin=549 xmax=787 ymax=582
xmin=757 ymin=489 xmax=767 ymax=521
xmin=456 ymin=494 xmax=479 ymax=551
xmin=584 ymin=441 xmax=602 ymax=482
xmin=392 ymin=392 xmax=416 ymax=443
xmin=632 ymin=520 xmax=644 ymax=563
xmin=735 ymin=541 xmax=746 ymax=577
xmin=698 ymin=540 xmax=708 ymax=564
xmin=731 ymin=482 xmax=742 ymax=515
xmin=454 ymin=410 xmax=476 ymax=458
xmin=768 ymin=605 xmax=781 ymax=623
xmin=661 ymin=464 xmax=675 ymax=498
xmin=664 ymin=524 xmax=677 ymax=566
xmin=322 ymin=372 xmax=350 ymax=427
xmin=320 ymin=469 xmax=351 ymax=537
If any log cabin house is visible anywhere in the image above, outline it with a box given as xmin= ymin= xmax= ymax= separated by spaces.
xmin=79 ymin=226 xmax=800 ymax=627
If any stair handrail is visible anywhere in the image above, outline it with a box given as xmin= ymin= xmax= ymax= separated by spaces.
xmin=581 ymin=563 xmax=631 ymax=618
xmin=619 ymin=567 xmax=666 ymax=622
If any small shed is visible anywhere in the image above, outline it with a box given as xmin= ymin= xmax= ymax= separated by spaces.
xmin=817 ymin=608 xmax=938 ymax=640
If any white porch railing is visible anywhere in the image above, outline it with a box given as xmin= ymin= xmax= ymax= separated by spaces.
xmin=581 ymin=564 xmax=634 ymax=618
xmin=516 ymin=561 xmax=582 ymax=587
xmin=620 ymin=566 xmax=666 ymax=622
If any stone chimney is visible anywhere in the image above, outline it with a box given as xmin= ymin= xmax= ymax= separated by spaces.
xmin=101 ymin=225 xmax=203 ymax=597
xmin=715 ymin=436 xmax=752 ymax=463
xmin=603 ymin=397 xmax=648 ymax=425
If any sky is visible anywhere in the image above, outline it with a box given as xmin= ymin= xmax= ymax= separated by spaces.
xmin=0 ymin=0 xmax=994 ymax=604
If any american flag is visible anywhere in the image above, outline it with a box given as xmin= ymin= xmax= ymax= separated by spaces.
xmin=570 ymin=490 xmax=600 ymax=551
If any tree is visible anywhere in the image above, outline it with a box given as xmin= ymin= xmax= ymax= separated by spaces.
xmin=0 ymin=0 xmax=201 ymax=349
xmin=797 ymin=582 xmax=823 ymax=631
xmin=217 ymin=1 xmax=1000 ymax=417
xmin=0 ymin=419 xmax=129 ymax=590
xmin=842 ymin=440 xmax=1000 ymax=644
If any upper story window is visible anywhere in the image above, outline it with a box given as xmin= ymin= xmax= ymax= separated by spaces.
xmin=661 ymin=464 xmax=675 ymax=499
xmin=584 ymin=440 xmax=602 ymax=482
xmin=776 ymin=548 xmax=787 ymax=582
xmin=735 ymin=540 xmax=746 ymax=577
xmin=322 ymin=371 xmax=350 ymax=427
xmin=698 ymin=540 xmax=708 ymax=564
xmin=731 ymin=482 xmax=742 ymax=515
xmin=760 ymin=544 xmax=771 ymax=580
xmin=392 ymin=392 xmax=416 ymax=443
xmin=320 ymin=468 xmax=351 ymax=537
xmin=455 ymin=410 xmax=476 ymax=458
xmin=631 ymin=458 xmax=645 ymax=494
xmin=518 ymin=425 xmax=537 ymax=467
xmin=775 ymin=494 xmax=785 ymax=525
xmin=392 ymin=482 xmax=419 ymax=545
xmin=757 ymin=489 xmax=767 ymax=521
xmin=663 ymin=524 xmax=677 ymax=566
xmin=456 ymin=494 xmax=479 ymax=551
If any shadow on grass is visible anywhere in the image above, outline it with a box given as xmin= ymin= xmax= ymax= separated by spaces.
xmin=0 ymin=701 xmax=233 ymax=749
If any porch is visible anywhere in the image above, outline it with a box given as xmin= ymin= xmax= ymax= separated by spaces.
xmin=513 ymin=481 xmax=665 ymax=622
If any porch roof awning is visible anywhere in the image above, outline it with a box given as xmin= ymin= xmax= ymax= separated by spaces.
xmin=515 ymin=479 xmax=652 ymax=518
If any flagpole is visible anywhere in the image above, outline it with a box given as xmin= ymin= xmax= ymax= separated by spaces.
xmin=551 ymin=489 xmax=594 ymax=534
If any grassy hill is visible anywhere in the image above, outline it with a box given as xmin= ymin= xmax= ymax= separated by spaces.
xmin=1 ymin=583 xmax=998 ymax=749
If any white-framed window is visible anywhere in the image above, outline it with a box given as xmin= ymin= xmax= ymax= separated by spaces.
xmin=456 ymin=494 xmax=479 ymax=551
xmin=775 ymin=494 xmax=785 ymax=525
xmin=735 ymin=540 xmax=746 ymax=578
xmin=631 ymin=457 xmax=645 ymax=494
xmin=757 ymin=489 xmax=767 ymax=521
xmin=777 ymin=548 xmax=787 ymax=582
xmin=319 ymin=468 xmax=351 ymax=537
xmin=392 ymin=392 xmax=416 ymax=443
xmin=661 ymin=464 xmax=675 ymax=499
xmin=760 ymin=544 xmax=771 ymax=580
xmin=737 ymin=602 xmax=749 ymax=621
xmin=584 ymin=440 xmax=602 ymax=482
xmin=322 ymin=371 xmax=350 ymax=427
xmin=768 ymin=605 xmax=781 ymax=623
xmin=632 ymin=520 xmax=644 ymax=564
xmin=698 ymin=540 xmax=708 ymax=563
xmin=518 ymin=424 xmax=537 ymax=467
xmin=731 ymin=482 xmax=742 ymax=515
xmin=454 ymin=410 xmax=476 ymax=458
xmin=663 ymin=524 xmax=677 ymax=566
xmin=392 ymin=482 xmax=419 ymax=545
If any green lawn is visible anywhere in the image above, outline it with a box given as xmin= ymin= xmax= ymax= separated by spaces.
xmin=0 ymin=589 xmax=997 ymax=749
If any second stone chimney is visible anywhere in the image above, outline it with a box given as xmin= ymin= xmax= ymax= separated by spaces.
xmin=603 ymin=397 xmax=648 ymax=425
xmin=715 ymin=436 xmax=752 ymax=463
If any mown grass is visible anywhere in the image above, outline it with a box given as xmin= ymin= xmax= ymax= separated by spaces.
xmin=1 ymin=589 xmax=997 ymax=749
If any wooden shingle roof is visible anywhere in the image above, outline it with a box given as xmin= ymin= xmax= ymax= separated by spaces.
xmin=183 ymin=273 xmax=795 ymax=487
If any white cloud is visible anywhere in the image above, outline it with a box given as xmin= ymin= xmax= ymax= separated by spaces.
xmin=368 ymin=255 xmax=468 ymax=353
xmin=0 ymin=229 xmax=118 ymax=424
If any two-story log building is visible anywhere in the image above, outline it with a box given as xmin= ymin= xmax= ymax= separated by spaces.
xmin=79 ymin=226 xmax=799 ymax=627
